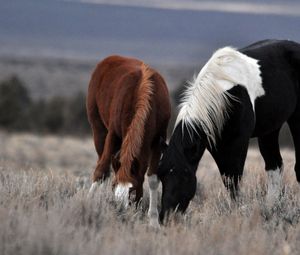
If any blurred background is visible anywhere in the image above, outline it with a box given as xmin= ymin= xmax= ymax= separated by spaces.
xmin=1 ymin=0 xmax=300 ymax=144
xmin=2 ymin=3 xmax=300 ymax=253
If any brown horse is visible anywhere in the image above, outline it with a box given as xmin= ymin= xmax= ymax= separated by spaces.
xmin=86 ymin=55 xmax=171 ymax=226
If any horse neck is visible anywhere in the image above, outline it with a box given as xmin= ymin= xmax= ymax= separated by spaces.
xmin=171 ymin=123 xmax=207 ymax=173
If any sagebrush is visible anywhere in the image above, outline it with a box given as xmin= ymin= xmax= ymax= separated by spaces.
xmin=0 ymin=132 xmax=299 ymax=255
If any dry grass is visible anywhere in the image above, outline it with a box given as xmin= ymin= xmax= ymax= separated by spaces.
xmin=0 ymin=131 xmax=300 ymax=255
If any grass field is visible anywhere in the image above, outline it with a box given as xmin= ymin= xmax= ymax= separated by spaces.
xmin=0 ymin=132 xmax=299 ymax=255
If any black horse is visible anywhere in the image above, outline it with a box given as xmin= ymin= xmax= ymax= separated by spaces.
xmin=158 ymin=39 xmax=300 ymax=222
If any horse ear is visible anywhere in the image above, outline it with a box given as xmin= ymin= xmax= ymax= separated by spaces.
xmin=160 ymin=137 xmax=168 ymax=152
xmin=111 ymin=154 xmax=121 ymax=172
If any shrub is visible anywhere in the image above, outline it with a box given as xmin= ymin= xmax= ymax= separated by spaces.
xmin=0 ymin=76 xmax=90 ymax=135
xmin=63 ymin=91 xmax=90 ymax=135
xmin=0 ymin=76 xmax=31 ymax=130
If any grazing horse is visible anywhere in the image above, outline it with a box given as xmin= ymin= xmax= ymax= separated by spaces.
xmin=158 ymin=39 xmax=300 ymax=221
xmin=86 ymin=55 xmax=171 ymax=226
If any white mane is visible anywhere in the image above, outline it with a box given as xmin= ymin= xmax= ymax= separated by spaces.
xmin=175 ymin=46 xmax=264 ymax=146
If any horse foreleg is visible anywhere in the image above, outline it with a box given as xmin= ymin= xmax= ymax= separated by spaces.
xmin=147 ymin=143 xmax=162 ymax=228
xmin=258 ymin=128 xmax=283 ymax=205
xmin=210 ymin=136 xmax=250 ymax=200
xmin=147 ymin=175 xmax=160 ymax=228
xmin=89 ymin=131 xmax=117 ymax=195
xmin=288 ymin=111 xmax=300 ymax=184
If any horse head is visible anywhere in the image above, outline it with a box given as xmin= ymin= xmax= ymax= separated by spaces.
xmin=158 ymin=123 xmax=206 ymax=223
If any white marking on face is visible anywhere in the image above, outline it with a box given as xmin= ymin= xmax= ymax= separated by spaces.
xmin=148 ymin=175 xmax=160 ymax=228
xmin=114 ymin=183 xmax=133 ymax=207
xmin=266 ymin=167 xmax=283 ymax=205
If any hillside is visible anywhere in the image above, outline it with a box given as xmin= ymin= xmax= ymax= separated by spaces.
xmin=1 ymin=0 xmax=300 ymax=64
xmin=0 ymin=56 xmax=194 ymax=99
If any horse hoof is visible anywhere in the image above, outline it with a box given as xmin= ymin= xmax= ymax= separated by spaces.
xmin=114 ymin=183 xmax=132 ymax=207
xmin=88 ymin=182 xmax=99 ymax=198
xmin=149 ymin=218 xmax=160 ymax=229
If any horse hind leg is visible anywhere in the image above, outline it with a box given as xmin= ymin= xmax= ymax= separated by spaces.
xmin=288 ymin=110 xmax=300 ymax=183
xmin=87 ymin=104 xmax=108 ymax=194
xmin=258 ymin=128 xmax=283 ymax=204
xmin=86 ymin=90 xmax=108 ymax=157
xmin=91 ymin=118 xmax=108 ymax=170
xmin=89 ymin=130 xmax=117 ymax=195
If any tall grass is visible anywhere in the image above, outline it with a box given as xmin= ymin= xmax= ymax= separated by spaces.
xmin=0 ymin=132 xmax=299 ymax=255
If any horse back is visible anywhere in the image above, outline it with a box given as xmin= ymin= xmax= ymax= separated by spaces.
xmin=87 ymin=55 xmax=170 ymax=139
xmin=240 ymin=40 xmax=300 ymax=136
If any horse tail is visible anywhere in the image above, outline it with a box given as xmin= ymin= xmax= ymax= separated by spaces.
xmin=116 ymin=64 xmax=154 ymax=186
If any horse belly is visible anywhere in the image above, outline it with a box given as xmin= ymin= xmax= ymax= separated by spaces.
xmin=252 ymin=83 xmax=297 ymax=137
